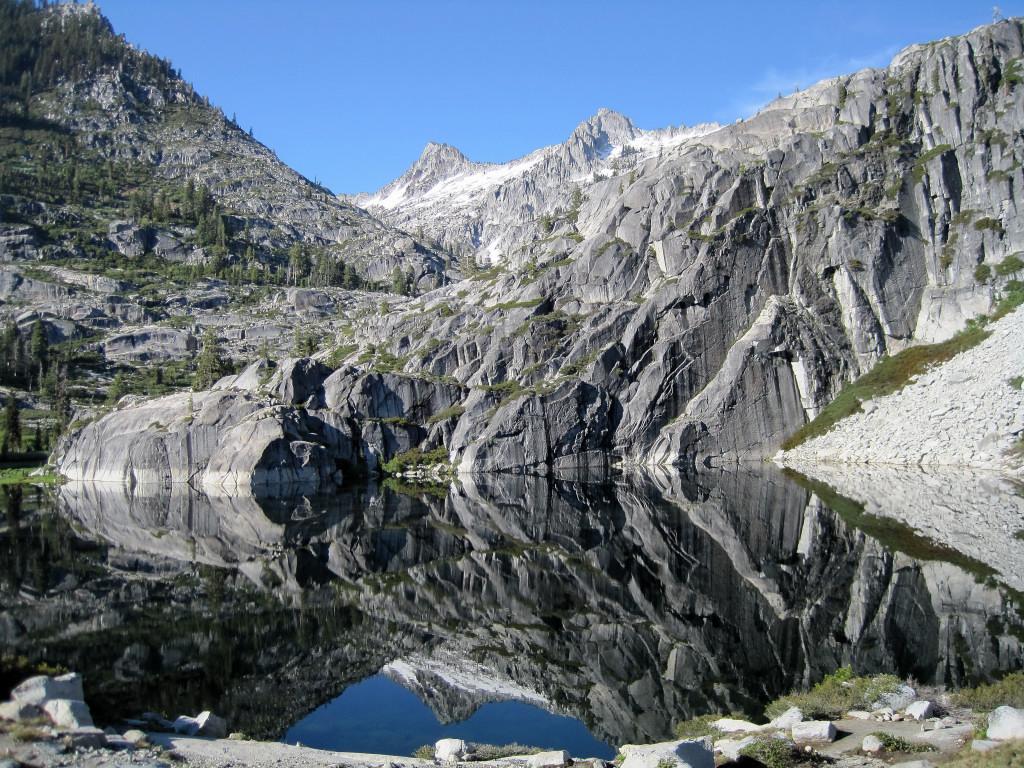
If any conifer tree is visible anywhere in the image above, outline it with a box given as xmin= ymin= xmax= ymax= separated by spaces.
xmin=193 ymin=329 xmax=227 ymax=391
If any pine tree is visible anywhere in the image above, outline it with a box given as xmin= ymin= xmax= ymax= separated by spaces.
xmin=2 ymin=397 xmax=21 ymax=455
xmin=107 ymin=372 xmax=126 ymax=405
xmin=193 ymin=329 xmax=227 ymax=391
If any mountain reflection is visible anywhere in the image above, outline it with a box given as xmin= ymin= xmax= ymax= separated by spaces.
xmin=1 ymin=465 xmax=1021 ymax=747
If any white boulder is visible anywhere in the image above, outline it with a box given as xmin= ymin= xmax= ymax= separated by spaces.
xmin=861 ymin=734 xmax=883 ymax=753
xmin=846 ymin=710 xmax=872 ymax=720
xmin=768 ymin=707 xmax=804 ymax=730
xmin=195 ymin=710 xmax=227 ymax=738
xmin=435 ymin=738 xmax=467 ymax=762
xmin=527 ymin=750 xmax=570 ymax=768
xmin=12 ymin=673 xmax=84 ymax=706
xmin=42 ymin=698 xmax=94 ymax=729
xmin=905 ymin=701 xmax=935 ymax=721
xmin=122 ymin=729 xmax=149 ymax=746
xmin=987 ymin=705 xmax=1024 ymax=741
xmin=790 ymin=721 xmax=836 ymax=743
xmin=618 ymin=738 xmax=714 ymax=768
xmin=872 ymin=684 xmax=916 ymax=711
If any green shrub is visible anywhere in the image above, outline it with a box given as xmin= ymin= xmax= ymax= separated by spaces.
xmin=944 ymin=740 xmax=1024 ymax=768
xmin=381 ymin=446 xmax=451 ymax=475
xmin=975 ymin=217 xmax=1005 ymax=234
xmin=996 ymin=254 xmax=1024 ymax=276
xmin=426 ymin=405 xmax=465 ymax=424
xmin=765 ymin=667 xmax=902 ymax=720
xmin=950 ymin=671 xmax=1024 ymax=711
xmin=739 ymin=737 xmax=802 ymax=768
xmin=975 ymin=263 xmax=993 ymax=282
xmin=468 ymin=743 xmax=544 ymax=760
xmin=413 ymin=745 xmax=435 ymax=759
xmin=673 ymin=713 xmax=725 ymax=739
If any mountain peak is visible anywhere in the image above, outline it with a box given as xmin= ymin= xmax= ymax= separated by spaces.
xmin=417 ymin=141 xmax=470 ymax=166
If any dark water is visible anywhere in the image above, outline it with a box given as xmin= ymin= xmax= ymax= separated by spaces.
xmin=1 ymin=466 xmax=1022 ymax=756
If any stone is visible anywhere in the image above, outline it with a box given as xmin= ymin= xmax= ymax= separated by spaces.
xmin=905 ymin=701 xmax=934 ymax=721
xmin=42 ymin=698 xmax=94 ymax=729
xmin=123 ymin=729 xmax=149 ymax=746
xmin=861 ymin=734 xmax=883 ymax=753
xmin=972 ymin=739 xmax=1001 ymax=752
xmin=195 ymin=710 xmax=227 ymax=738
xmin=889 ymin=761 xmax=934 ymax=768
xmin=987 ymin=705 xmax=1024 ymax=741
xmin=916 ymin=723 xmax=975 ymax=751
xmin=790 ymin=721 xmax=836 ymax=743
xmin=435 ymin=738 xmax=467 ymax=762
xmin=172 ymin=715 xmax=200 ymax=735
xmin=12 ymin=673 xmax=84 ymax=706
xmin=65 ymin=726 xmax=106 ymax=749
xmin=712 ymin=717 xmax=764 ymax=734
xmin=846 ymin=710 xmax=872 ymax=720
xmin=768 ymin=707 xmax=804 ymax=730
xmin=618 ymin=738 xmax=714 ymax=768
xmin=0 ymin=700 xmax=42 ymax=721
xmin=872 ymin=685 xmax=917 ymax=711
xmin=527 ymin=750 xmax=570 ymax=768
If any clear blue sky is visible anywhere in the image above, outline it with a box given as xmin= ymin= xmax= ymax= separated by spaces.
xmin=94 ymin=0 xmax=1020 ymax=194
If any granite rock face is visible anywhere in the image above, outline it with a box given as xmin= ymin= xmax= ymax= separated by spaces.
xmin=52 ymin=18 xmax=1024 ymax=481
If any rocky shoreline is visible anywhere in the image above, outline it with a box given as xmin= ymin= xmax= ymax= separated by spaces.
xmin=3 ymin=672 xmax=1024 ymax=768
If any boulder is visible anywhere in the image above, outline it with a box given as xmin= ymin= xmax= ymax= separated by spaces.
xmin=122 ymin=729 xmax=149 ymax=746
xmin=846 ymin=710 xmax=872 ymax=720
xmin=987 ymin=705 xmax=1024 ymax=741
xmin=435 ymin=738 xmax=467 ymax=762
xmin=972 ymin=739 xmax=1001 ymax=752
xmin=173 ymin=714 xmax=200 ymax=735
xmin=42 ymin=698 xmax=94 ymax=729
xmin=768 ymin=707 xmax=803 ymax=730
xmin=195 ymin=710 xmax=227 ymax=738
xmin=618 ymin=738 xmax=714 ymax=768
xmin=861 ymin=734 xmax=883 ymax=753
xmin=871 ymin=684 xmax=916 ymax=711
xmin=712 ymin=718 xmax=764 ymax=734
xmin=905 ymin=701 xmax=935 ymax=721
xmin=12 ymin=673 xmax=84 ymax=706
xmin=790 ymin=721 xmax=836 ymax=743
xmin=527 ymin=750 xmax=570 ymax=768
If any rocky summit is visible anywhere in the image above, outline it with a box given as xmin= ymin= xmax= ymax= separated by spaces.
xmin=14 ymin=11 xmax=1019 ymax=490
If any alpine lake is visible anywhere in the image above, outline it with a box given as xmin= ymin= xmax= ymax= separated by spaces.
xmin=2 ymin=465 xmax=1022 ymax=757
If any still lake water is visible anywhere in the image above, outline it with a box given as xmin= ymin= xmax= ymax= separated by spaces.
xmin=1 ymin=465 xmax=1022 ymax=755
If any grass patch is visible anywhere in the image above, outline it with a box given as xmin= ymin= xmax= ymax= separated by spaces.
xmin=0 ymin=467 xmax=62 ymax=486
xmin=950 ymin=671 xmax=1024 ymax=711
xmin=381 ymin=446 xmax=451 ymax=475
xmin=426 ymin=405 xmax=465 ymax=425
xmin=945 ymin=740 xmax=1024 ymax=767
xmin=782 ymin=321 xmax=990 ymax=449
xmin=468 ymin=743 xmax=545 ymax=760
xmin=765 ymin=666 xmax=903 ymax=720
xmin=674 ymin=713 xmax=732 ymax=739
xmin=868 ymin=732 xmax=934 ymax=753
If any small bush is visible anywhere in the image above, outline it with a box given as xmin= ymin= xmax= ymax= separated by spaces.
xmin=975 ymin=263 xmax=993 ymax=282
xmin=426 ymin=405 xmax=465 ymax=425
xmin=869 ymin=732 xmax=934 ymax=753
xmin=975 ymin=217 xmax=1005 ymax=234
xmin=739 ymin=737 xmax=802 ymax=768
xmin=413 ymin=745 xmax=435 ymax=759
xmin=951 ymin=671 xmax=1024 ymax=711
xmin=381 ymin=446 xmax=451 ymax=475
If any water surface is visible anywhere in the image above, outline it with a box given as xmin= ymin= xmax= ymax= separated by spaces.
xmin=1 ymin=466 xmax=1021 ymax=754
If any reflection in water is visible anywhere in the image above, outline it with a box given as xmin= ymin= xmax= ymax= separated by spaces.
xmin=1 ymin=466 xmax=1022 ymax=751
xmin=284 ymin=675 xmax=615 ymax=759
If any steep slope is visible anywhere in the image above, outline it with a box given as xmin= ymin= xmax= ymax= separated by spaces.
xmin=352 ymin=108 xmax=718 ymax=264
xmin=56 ymin=18 xmax=1024 ymax=482
xmin=0 ymin=0 xmax=452 ymax=290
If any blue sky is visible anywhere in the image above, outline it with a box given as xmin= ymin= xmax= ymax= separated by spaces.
xmin=95 ymin=0 xmax=1020 ymax=194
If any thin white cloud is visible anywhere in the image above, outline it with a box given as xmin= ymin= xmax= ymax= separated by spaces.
xmin=724 ymin=45 xmax=901 ymax=120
